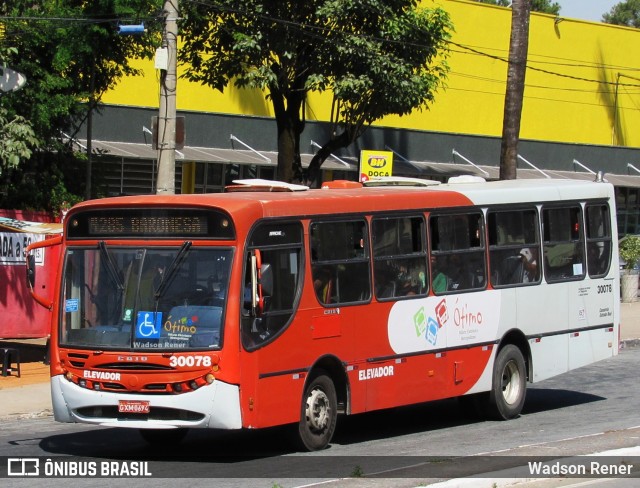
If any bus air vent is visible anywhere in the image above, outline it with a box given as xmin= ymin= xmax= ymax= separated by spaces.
xmin=363 ymin=176 xmax=441 ymax=187
xmin=98 ymin=362 xmax=173 ymax=371
xmin=225 ymin=178 xmax=309 ymax=192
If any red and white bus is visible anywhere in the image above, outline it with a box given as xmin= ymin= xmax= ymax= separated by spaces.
xmin=28 ymin=176 xmax=619 ymax=450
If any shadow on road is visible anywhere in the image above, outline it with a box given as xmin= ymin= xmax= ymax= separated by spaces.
xmin=523 ymin=387 xmax=604 ymax=415
xmin=37 ymin=386 xmax=604 ymax=463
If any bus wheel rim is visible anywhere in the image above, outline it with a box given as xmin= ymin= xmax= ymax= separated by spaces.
xmin=306 ymin=387 xmax=331 ymax=432
xmin=501 ymin=360 xmax=521 ymax=405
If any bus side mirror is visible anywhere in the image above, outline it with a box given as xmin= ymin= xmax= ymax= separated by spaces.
xmin=26 ymin=254 xmax=36 ymax=288
xmin=25 ymin=235 xmax=62 ymax=310
xmin=250 ymin=250 xmax=273 ymax=316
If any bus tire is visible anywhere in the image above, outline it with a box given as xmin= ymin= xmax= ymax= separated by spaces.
xmin=297 ymin=372 xmax=337 ymax=451
xmin=139 ymin=428 xmax=189 ymax=444
xmin=489 ymin=344 xmax=526 ymax=420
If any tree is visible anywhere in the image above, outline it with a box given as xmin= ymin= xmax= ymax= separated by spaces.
xmin=474 ymin=0 xmax=559 ymax=15
xmin=0 ymin=108 xmax=39 ymax=173
xmin=0 ymin=0 xmax=160 ymax=209
xmin=0 ymin=47 xmax=39 ymax=176
xmin=603 ymin=0 xmax=640 ymax=27
xmin=500 ymin=0 xmax=531 ymax=180
xmin=180 ymin=0 xmax=452 ymax=187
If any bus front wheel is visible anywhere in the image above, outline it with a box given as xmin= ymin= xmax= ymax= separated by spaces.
xmin=297 ymin=372 xmax=337 ymax=451
xmin=489 ymin=344 xmax=526 ymax=420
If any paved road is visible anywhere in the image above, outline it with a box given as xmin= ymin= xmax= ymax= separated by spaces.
xmin=2 ymin=348 xmax=639 ymax=487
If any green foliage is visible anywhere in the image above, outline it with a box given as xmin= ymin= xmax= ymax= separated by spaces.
xmin=473 ymin=0 xmax=561 ymax=15
xmin=0 ymin=107 xmax=39 ymax=172
xmin=2 ymin=0 xmax=160 ymax=142
xmin=0 ymin=0 xmax=161 ymax=209
xmin=180 ymin=0 xmax=452 ymax=185
xmin=602 ymin=0 xmax=640 ymax=27
xmin=620 ymin=235 xmax=640 ymax=270
xmin=0 ymin=151 xmax=85 ymax=213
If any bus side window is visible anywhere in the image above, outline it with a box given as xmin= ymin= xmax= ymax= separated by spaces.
xmin=586 ymin=204 xmax=612 ymax=278
xmin=372 ymin=216 xmax=427 ymax=300
xmin=542 ymin=206 xmax=586 ymax=282
xmin=241 ymin=222 xmax=303 ymax=350
xmin=310 ymin=220 xmax=371 ymax=305
xmin=488 ymin=209 xmax=540 ymax=287
xmin=429 ymin=213 xmax=486 ymax=293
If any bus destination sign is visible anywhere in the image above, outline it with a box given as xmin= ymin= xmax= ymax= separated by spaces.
xmin=67 ymin=209 xmax=235 ymax=240
xmin=88 ymin=215 xmax=206 ymax=236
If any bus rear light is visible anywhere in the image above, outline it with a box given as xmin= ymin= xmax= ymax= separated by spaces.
xmin=65 ymin=372 xmax=74 ymax=382
xmin=205 ymin=373 xmax=215 ymax=384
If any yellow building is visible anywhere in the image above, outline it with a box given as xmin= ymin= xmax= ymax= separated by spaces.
xmin=88 ymin=0 xmax=640 ymax=232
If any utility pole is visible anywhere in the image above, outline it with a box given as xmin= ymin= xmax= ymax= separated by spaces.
xmin=156 ymin=0 xmax=178 ymax=195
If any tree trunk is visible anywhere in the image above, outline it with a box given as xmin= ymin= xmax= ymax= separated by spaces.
xmin=273 ymin=88 xmax=304 ymax=183
xmin=305 ymin=131 xmax=351 ymax=188
xmin=499 ymin=0 xmax=531 ymax=181
xmin=276 ymin=120 xmax=297 ymax=183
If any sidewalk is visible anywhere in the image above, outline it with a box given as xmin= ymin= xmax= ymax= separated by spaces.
xmin=0 ymin=338 xmax=52 ymax=419
xmin=1 ymin=300 xmax=640 ymax=420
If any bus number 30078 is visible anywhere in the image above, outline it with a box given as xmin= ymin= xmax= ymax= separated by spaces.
xmin=169 ymin=355 xmax=212 ymax=368
xmin=597 ymin=284 xmax=612 ymax=294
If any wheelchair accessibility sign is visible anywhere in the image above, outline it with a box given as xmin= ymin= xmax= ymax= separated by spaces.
xmin=135 ymin=311 xmax=163 ymax=339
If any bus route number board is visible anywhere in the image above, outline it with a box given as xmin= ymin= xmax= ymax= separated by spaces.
xmin=118 ymin=400 xmax=150 ymax=414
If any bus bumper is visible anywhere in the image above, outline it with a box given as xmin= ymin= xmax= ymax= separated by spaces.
xmin=51 ymin=374 xmax=242 ymax=430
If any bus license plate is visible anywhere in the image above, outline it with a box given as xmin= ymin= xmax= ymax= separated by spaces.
xmin=118 ymin=400 xmax=150 ymax=414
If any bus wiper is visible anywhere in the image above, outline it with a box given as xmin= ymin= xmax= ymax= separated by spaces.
xmin=98 ymin=241 xmax=124 ymax=291
xmin=154 ymin=241 xmax=192 ymax=300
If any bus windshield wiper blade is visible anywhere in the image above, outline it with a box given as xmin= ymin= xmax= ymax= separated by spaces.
xmin=154 ymin=241 xmax=192 ymax=300
xmin=98 ymin=241 xmax=124 ymax=291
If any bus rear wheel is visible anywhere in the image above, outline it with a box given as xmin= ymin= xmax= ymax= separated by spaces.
xmin=297 ymin=372 xmax=337 ymax=451
xmin=489 ymin=344 xmax=526 ymax=420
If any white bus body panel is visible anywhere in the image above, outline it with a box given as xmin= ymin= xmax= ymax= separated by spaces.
xmin=51 ymin=375 xmax=242 ymax=430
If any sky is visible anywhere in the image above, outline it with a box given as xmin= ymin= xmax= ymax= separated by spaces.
xmin=555 ymin=0 xmax=620 ymax=22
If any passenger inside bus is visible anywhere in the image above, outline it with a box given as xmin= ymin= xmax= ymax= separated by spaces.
xmin=519 ymin=247 xmax=539 ymax=283
xmin=313 ymin=267 xmax=334 ymax=304
xmin=431 ymin=255 xmax=449 ymax=293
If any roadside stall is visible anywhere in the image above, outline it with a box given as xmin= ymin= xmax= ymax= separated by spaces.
xmin=0 ymin=217 xmax=62 ymax=339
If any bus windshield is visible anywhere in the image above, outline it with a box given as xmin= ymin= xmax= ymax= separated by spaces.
xmin=61 ymin=245 xmax=231 ymax=350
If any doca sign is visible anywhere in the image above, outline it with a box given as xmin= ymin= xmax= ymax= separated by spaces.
xmin=359 ymin=150 xmax=394 ymax=183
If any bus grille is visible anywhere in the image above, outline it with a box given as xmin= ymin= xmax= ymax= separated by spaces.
xmin=97 ymin=363 xmax=174 ymax=371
